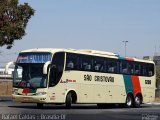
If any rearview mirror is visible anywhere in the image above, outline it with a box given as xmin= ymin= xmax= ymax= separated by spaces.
xmin=43 ymin=61 xmax=51 ymax=74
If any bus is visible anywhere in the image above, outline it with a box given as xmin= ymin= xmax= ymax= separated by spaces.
xmin=12 ymin=48 xmax=155 ymax=108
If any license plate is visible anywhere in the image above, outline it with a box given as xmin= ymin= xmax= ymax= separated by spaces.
xmin=23 ymin=97 xmax=30 ymax=101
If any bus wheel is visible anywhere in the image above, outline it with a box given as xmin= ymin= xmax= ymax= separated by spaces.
xmin=65 ymin=93 xmax=72 ymax=109
xmin=134 ymin=95 xmax=141 ymax=108
xmin=126 ymin=94 xmax=133 ymax=108
xmin=37 ymin=103 xmax=44 ymax=109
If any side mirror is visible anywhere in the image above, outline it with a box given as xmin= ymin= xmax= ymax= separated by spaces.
xmin=5 ymin=61 xmax=15 ymax=74
xmin=43 ymin=61 xmax=51 ymax=74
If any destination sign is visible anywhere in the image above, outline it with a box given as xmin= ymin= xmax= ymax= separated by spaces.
xmin=17 ymin=53 xmax=51 ymax=63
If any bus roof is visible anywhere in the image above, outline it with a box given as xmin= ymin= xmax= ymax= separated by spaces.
xmin=20 ymin=48 xmax=154 ymax=64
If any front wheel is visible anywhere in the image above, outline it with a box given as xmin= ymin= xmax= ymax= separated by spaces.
xmin=65 ymin=93 xmax=72 ymax=109
xmin=134 ymin=95 xmax=141 ymax=108
xmin=126 ymin=94 xmax=133 ymax=108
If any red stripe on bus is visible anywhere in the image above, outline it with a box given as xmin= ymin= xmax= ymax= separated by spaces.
xmin=126 ymin=57 xmax=134 ymax=61
xmin=131 ymin=76 xmax=141 ymax=96
xmin=22 ymin=88 xmax=30 ymax=94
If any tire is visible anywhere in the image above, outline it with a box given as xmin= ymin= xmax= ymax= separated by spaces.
xmin=37 ymin=103 xmax=44 ymax=109
xmin=134 ymin=95 xmax=141 ymax=108
xmin=126 ymin=94 xmax=133 ymax=108
xmin=65 ymin=93 xmax=72 ymax=109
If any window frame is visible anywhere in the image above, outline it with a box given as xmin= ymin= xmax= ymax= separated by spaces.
xmin=64 ymin=52 xmax=155 ymax=77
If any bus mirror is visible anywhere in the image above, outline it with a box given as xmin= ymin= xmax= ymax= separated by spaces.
xmin=43 ymin=61 xmax=51 ymax=74
xmin=5 ymin=61 xmax=15 ymax=74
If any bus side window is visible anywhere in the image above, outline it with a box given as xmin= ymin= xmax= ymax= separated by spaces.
xmin=67 ymin=61 xmax=74 ymax=69
xmin=93 ymin=57 xmax=105 ymax=72
xmin=121 ymin=62 xmax=127 ymax=74
xmin=142 ymin=64 xmax=148 ymax=76
xmin=81 ymin=55 xmax=92 ymax=71
xmin=134 ymin=64 xmax=141 ymax=76
xmin=107 ymin=59 xmax=118 ymax=73
xmin=108 ymin=66 xmax=115 ymax=73
xmin=94 ymin=64 xmax=100 ymax=71
xmin=145 ymin=64 xmax=154 ymax=77
xmin=85 ymin=64 xmax=91 ymax=70
xmin=49 ymin=52 xmax=65 ymax=87
xmin=66 ymin=53 xmax=79 ymax=70
xmin=149 ymin=71 xmax=153 ymax=76
xmin=128 ymin=62 xmax=134 ymax=75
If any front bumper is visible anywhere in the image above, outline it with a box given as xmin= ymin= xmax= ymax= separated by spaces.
xmin=12 ymin=94 xmax=48 ymax=103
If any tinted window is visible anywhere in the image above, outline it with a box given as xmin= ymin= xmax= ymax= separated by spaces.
xmin=64 ymin=52 xmax=155 ymax=77
xmin=49 ymin=52 xmax=65 ymax=87
xmin=106 ymin=59 xmax=118 ymax=73
xmin=142 ymin=63 xmax=154 ymax=77
xmin=128 ymin=62 xmax=134 ymax=75
xmin=120 ymin=61 xmax=128 ymax=74
xmin=80 ymin=55 xmax=93 ymax=71
xmin=66 ymin=53 xmax=79 ymax=70
xmin=134 ymin=64 xmax=141 ymax=75
xmin=93 ymin=57 xmax=105 ymax=72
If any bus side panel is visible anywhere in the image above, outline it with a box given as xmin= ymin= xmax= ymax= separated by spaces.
xmin=47 ymin=84 xmax=66 ymax=103
xmin=105 ymin=75 xmax=126 ymax=103
xmin=139 ymin=76 xmax=155 ymax=103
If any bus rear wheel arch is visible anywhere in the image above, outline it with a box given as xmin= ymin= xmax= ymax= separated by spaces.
xmin=65 ymin=91 xmax=77 ymax=109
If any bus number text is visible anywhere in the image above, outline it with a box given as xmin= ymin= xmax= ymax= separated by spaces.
xmin=84 ymin=74 xmax=92 ymax=81
xmin=145 ymin=80 xmax=151 ymax=85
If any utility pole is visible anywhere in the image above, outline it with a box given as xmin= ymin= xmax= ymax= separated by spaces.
xmin=122 ymin=41 xmax=128 ymax=57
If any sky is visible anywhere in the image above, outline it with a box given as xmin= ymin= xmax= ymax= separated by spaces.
xmin=0 ymin=0 xmax=160 ymax=66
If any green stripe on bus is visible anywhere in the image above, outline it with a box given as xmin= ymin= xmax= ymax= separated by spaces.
xmin=29 ymin=89 xmax=37 ymax=93
xmin=116 ymin=55 xmax=125 ymax=60
xmin=123 ymin=75 xmax=133 ymax=95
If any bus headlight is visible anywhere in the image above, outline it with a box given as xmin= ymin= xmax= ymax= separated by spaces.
xmin=36 ymin=92 xmax=47 ymax=96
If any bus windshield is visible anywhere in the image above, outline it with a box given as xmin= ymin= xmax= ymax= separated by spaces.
xmin=13 ymin=63 xmax=47 ymax=88
xmin=13 ymin=52 xmax=52 ymax=88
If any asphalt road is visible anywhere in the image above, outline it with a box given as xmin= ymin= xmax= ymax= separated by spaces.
xmin=0 ymin=98 xmax=160 ymax=120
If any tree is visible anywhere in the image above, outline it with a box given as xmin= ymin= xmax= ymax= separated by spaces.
xmin=0 ymin=0 xmax=34 ymax=49
xmin=156 ymin=67 xmax=160 ymax=88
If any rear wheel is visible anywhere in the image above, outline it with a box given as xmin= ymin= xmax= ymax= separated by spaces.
xmin=37 ymin=103 xmax=44 ymax=109
xmin=134 ymin=95 xmax=141 ymax=108
xmin=126 ymin=94 xmax=133 ymax=108
xmin=65 ymin=93 xmax=72 ymax=109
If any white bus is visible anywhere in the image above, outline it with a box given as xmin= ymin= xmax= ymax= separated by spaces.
xmin=12 ymin=48 xmax=155 ymax=108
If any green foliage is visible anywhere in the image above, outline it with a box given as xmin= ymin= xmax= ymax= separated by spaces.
xmin=0 ymin=0 xmax=34 ymax=49
xmin=156 ymin=67 xmax=160 ymax=84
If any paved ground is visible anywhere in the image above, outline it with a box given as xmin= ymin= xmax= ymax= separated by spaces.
xmin=0 ymin=98 xmax=160 ymax=120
